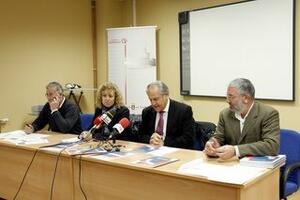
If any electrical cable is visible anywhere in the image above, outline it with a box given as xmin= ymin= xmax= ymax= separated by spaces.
xmin=49 ymin=146 xmax=67 ymax=200
xmin=78 ymin=155 xmax=88 ymax=200
xmin=13 ymin=149 xmax=39 ymax=200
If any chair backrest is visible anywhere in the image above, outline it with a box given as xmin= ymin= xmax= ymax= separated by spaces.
xmin=280 ymin=129 xmax=300 ymax=186
xmin=80 ymin=114 xmax=94 ymax=131
xmin=128 ymin=114 xmax=142 ymax=142
xmin=193 ymin=121 xmax=216 ymax=150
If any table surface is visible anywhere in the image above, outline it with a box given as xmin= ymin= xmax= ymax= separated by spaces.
xmin=0 ymin=131 xmax=280 ymax=200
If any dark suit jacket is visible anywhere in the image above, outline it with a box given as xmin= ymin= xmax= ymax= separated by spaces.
xmin=90 ymin=106 xmax=130 ymax=141
xmin=138 ymin=99 xmax=195 ymax=149
xmin=213 ymin=101 xmax=280 ymax=157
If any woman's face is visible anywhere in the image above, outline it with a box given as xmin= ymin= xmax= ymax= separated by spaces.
xmin=101 ymin=89 xmax=115 ymax=108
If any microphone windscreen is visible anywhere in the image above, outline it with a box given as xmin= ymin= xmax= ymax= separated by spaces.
xmin=118 ymin=118 xmax=130 ymax=129
xmin=93 ymin=117 xmax=102 ymax=125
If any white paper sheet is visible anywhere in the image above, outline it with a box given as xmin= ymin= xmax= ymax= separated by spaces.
xmin=0 ymin=130 xmax=49 ymax=145
xmin=178 ymin=159 xmax=265 ymax=184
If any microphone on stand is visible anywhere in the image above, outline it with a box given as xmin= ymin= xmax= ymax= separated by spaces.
xmin=78 ymin=117 xmax=103 ymax=140
xmin=80 ymin=107 xmax=118 ymax=141
xmin=97 ymin=118 xmax=130 ymax=152
xmin=92 ymin=117 xmax=103 ymax=130
xmin=108 ymin=118 xmax=131 ymax=140
xmin=100 ymin=107 xmax=117 ymax=126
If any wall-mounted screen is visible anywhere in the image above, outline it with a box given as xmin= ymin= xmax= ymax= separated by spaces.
xmin=179 ymin=0 xmax=295 ymax=100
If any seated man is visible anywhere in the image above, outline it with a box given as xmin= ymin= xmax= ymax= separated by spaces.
xmin=24 ymin=81 xmax=82 ymax=134
xmin=137 ymin=81 xmax=195 ymax=149
xmin=204 ymin=78 xmax=280 ymax=160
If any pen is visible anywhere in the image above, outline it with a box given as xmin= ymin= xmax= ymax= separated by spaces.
xmin=24 ymin=124 xmax=33 ymax=134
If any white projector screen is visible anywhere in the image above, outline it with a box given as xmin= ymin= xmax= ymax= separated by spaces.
xmin=179 ymin=0 xmax=295 ymax=100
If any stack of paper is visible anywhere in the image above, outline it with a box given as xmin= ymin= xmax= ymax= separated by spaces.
xmin=239 ymin=155 xmax=286 ymax=168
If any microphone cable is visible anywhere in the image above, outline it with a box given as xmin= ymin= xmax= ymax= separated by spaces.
xmin=76 ymin=139 xmax=106 ymax=200
xmin=49 ymin=146 xmax=67 ymax=200
xmin=78 ymin=155 xmax=88 ymax=200
xmin=13 ymin=148 xmax=39 ymax=200
xmin=48 ymin=139 xmax=87 ymax=200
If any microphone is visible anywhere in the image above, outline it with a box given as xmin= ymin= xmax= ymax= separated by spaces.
xmin=78 ymin=117 xmax=103 ymax=140
xmin=100 ymin=107 xmax=117 ymax=125
xmin=80 ymin=107 xmax=117 ymax=141
xmin=108 ymin=118 xmax=130 ymax=140
xmin=91 ymin=116 xmax=103 ymax=130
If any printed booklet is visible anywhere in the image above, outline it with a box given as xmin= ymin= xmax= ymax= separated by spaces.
xmin=132 ymin=156 xmax=179 ymax=168
xmin=240 ymin=155 xmax=286 ymax=168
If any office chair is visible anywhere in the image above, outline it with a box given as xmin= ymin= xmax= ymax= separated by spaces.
xmin=80 ymin=113 xmax=94 ymax=131
xmin=279 ymin=129 xmax=300 ymax=200
xmin=128 ymin=114 xmax=142 ymax=142
xmin=193 ymin=121 xmax=216 ymax=151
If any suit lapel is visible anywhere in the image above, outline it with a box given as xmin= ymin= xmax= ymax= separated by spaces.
xmin=229 ymin=112 xmax=241 ymax=144
xmin=238 ymin=102 xmax=258 ymax=143
xmin=150 ymin=108 xmax=157 ymax=133
xmin=166 ymin=100 xmax=174 ymax=135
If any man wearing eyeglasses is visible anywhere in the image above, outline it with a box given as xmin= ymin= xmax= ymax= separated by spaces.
xmin=204 ymin=78 xmax=280 ymax=160
xmin=24 ymin=81 xmax=82 ymax=134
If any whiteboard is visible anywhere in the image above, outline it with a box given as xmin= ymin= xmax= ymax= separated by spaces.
xmin=179 ymin=0 xmax=295 ymax=100
xmin=107 ymin=26 xmax=157 ymax=114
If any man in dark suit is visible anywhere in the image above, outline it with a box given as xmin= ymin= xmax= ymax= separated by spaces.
xmin=138 ymin=81 xmax=195 ymax=149
xmin=204 ymin=78 xmax=280 ymax=160
xmin=24 ymin=81 xmax=82 ymax=134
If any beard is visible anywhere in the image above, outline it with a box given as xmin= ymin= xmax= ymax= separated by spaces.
xmin=229 ymin=100 xmax=244 ymax=114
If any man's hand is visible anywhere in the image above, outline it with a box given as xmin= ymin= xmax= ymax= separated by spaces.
xmin=78 ymin=131 xmax=93 ymax=141
xmin=49 ymin=96 xmax=60 ymax=112
xmin=24 ymin=124 xmax=34 ymax=134
xmin=203 ymin=137 xmax=220 ymax=157
xmin=215 ymin=145 xmax=236 ymax=160
xmin=150 ymin=133 xmax=163 ymax=147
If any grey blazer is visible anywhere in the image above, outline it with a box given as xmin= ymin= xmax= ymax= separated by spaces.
xmin=213 ymin=101 xmax=280 ymax=157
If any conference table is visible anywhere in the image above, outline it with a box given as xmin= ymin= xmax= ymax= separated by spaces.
xmin=0 ymin=131 xmax=280 ymax=200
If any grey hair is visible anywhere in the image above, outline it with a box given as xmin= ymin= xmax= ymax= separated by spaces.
xmin=46 ymin=81 xmax=64 ymax=94
xmin=146 ymin=80 xmax=169 ymax=95
xmin=228 ymin=78 xmax=255 ymax=98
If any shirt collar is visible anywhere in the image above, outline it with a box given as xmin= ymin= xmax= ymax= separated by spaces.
xmin=235 ymin=102 xmax=254 ymax=120
xmin=59 ymin=97 xmax=66 ymax=108
xmin=164 ymin=98 xmax=170 ymax=113
xmin=162 ymin=98 xmax=170 ymax=113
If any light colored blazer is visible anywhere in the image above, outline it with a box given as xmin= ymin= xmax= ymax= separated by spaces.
xmin=213 ymin=101 xmax=280 ymax=157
